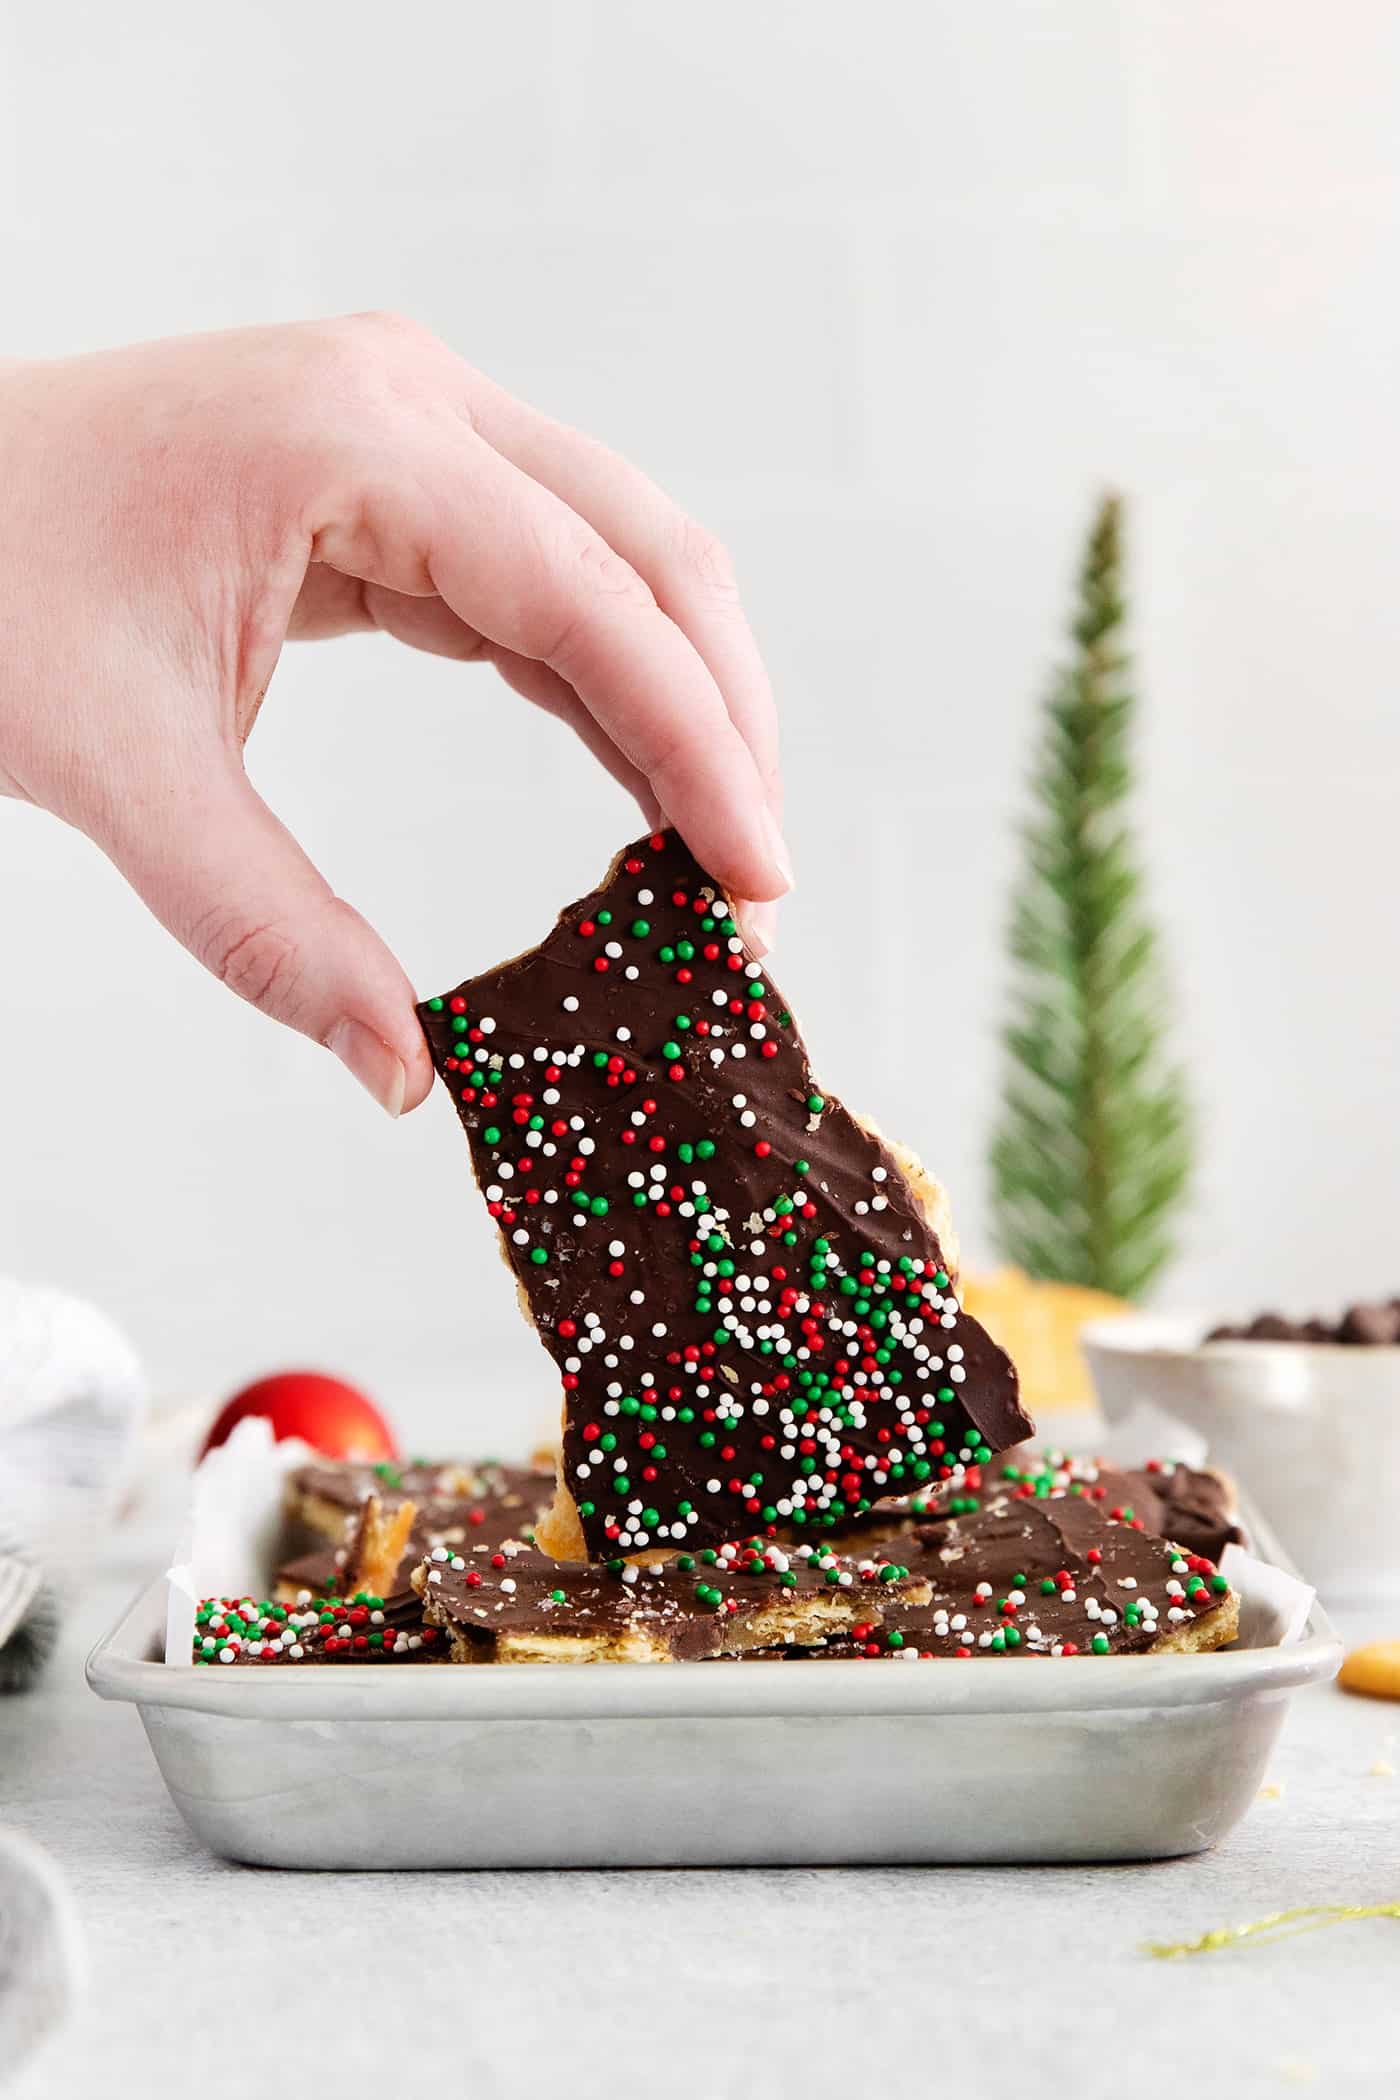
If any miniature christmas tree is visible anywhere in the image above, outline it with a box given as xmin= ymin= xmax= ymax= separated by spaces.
xmin=990 ymin=495 xmax=1190 ymax=1299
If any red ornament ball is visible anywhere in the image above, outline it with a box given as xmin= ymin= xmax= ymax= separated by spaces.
xmin=200 ymin=1372 xmax=398 ymax=1462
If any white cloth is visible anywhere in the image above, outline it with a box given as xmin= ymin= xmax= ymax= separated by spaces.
xmin=0 ymin=1279 xmax=146 ymax=1655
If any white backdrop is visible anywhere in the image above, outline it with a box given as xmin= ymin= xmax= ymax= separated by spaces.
xmin=2 ymin=2 xmax=1398 ymax=1445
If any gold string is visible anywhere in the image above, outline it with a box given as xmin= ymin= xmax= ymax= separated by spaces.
xmin=1144 ymin=1903 xmax=1400 ymax=1958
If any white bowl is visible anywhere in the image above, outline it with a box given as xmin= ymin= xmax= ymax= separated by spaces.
xmin=1082 ymin=1311 xmax=1400 ymax=1601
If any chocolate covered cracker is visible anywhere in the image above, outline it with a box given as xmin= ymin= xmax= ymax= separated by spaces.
xmin=284 ymin=1458 xmax=530 ymax=1546
xmin=412 ymin=1532 xmax=929 ymax=1664
xmin=191 ymin=1588 xmax=443 ymax=1663
xmin=1127 ymin=1457 xmax=1243 ymax=1564
xmin=276 ymin=1460 xmax=553 ymax=1599
xmin=748 ymin=1487 xmax=1238 ymax=1660
xmin=418 ymin=829 xmax=1030 ymax=1560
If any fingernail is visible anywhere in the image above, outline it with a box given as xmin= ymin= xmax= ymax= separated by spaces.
xmin=740 ymin=899 xmax=779 ymax=957
xmin=760 ymin=805 xmax=795 ymax=895
xmin=325 ymin=1019 xmax=406 ymax=1118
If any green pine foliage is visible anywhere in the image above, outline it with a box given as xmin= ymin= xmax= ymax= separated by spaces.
xmin=990 ymin=495 xmax=1191 ymax=1300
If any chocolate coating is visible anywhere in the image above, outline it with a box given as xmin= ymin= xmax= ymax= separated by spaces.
xmin=193 ymin=1589 xmax=443 ymax=1665
xmin=418 ymin=829 xmax=1029 ymax=1558
xmin=746 ymin=1488 xmax=1235 ymax=1659
xmin=414 ymin=1532 xmax=928 ymax=1663
xmin=277 ymin=1462 xmax=553 ymax=1597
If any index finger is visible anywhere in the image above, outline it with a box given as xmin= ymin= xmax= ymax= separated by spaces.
xmin=463 ymin=372 xmax=783 ymax=815
xmin=416 ymin=432 xmax=792 ymax=904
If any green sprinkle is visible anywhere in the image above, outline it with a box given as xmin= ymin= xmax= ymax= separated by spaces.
xmin=529 ymin=1247 xmax=548 ymax=1266
xmin=1091 ymin=1633 xmax=1111 ymax=1654
xmin=630 ymin=919 xmax=651 ymax=938
xmin=662 ymin=1041 xmax=682 ymax=1061
xmin=807 ymin=1094 xmax=825 ymax=1113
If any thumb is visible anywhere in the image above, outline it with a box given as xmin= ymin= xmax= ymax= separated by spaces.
xmin=99 ymin=762 xmax=433 ymax=1116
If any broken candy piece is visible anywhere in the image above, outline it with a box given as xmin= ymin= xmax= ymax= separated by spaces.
xmin=191 ymin=1588 xmax=443 ymax=1664
xmin=411 ymin=1533 xmax=930 ymax=1664
xmin=749 ymin=1488 xmax=1240 ymax=1660
xmin=417 ymin=828 xmax=1031 ymax=1561
xmin=343 ymin=1494 xmax=419 ymax=1601
xmin=284 ymin=1457 xmax=508 ymax=1545
xmin=275 ymin=1459 xmax=554 ymax=1600
xmin=895 ymin=1487 xmax=1240 ymax=1657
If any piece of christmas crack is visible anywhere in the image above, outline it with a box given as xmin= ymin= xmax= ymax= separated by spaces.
xmin=283 ymin=1457 xmax=539 ymax=1547
xmin=411 ymin=1532 xmax=929 ymax=1664
xmin=833 ymin=1486 xmax=1239 ymax=1659
xmin=275 ymin=1459 xmax=553 ymax=1600
xmin=417 ymin=828 xmax=1030 ymax=1561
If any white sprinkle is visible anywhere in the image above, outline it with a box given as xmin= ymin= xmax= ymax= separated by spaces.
xmin=478 ymin=1017 xmax=496 ymax=1035
xmin=637 ymin=889 xmax=653 ymax=905
xmin=615 ymin=1025 xmax=631 ymax=1042
xmin=562 ymin=995 xmax=579 ymax=1013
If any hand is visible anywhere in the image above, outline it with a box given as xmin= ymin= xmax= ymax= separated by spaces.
xmin=0 ymin=315 xmax=790 ymax=1114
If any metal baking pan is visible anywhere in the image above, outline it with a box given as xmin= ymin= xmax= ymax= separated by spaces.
xmin=86 ymin=1505 xmax=1341 ymax=1869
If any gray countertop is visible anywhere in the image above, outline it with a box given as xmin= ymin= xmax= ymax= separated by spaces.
xmin=3 ymin=1516 xmax=1398 ymax=2100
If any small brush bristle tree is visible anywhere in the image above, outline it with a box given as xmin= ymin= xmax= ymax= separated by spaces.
xmin=989 ymin=495 xmax=1191 ymax=1299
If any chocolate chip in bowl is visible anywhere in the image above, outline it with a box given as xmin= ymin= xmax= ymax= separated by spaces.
xmin=1205 ymin=1298 xmax=1400 ymax=1348
xmin=1082 ymin=1310 xmax=1400 ymax=1601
